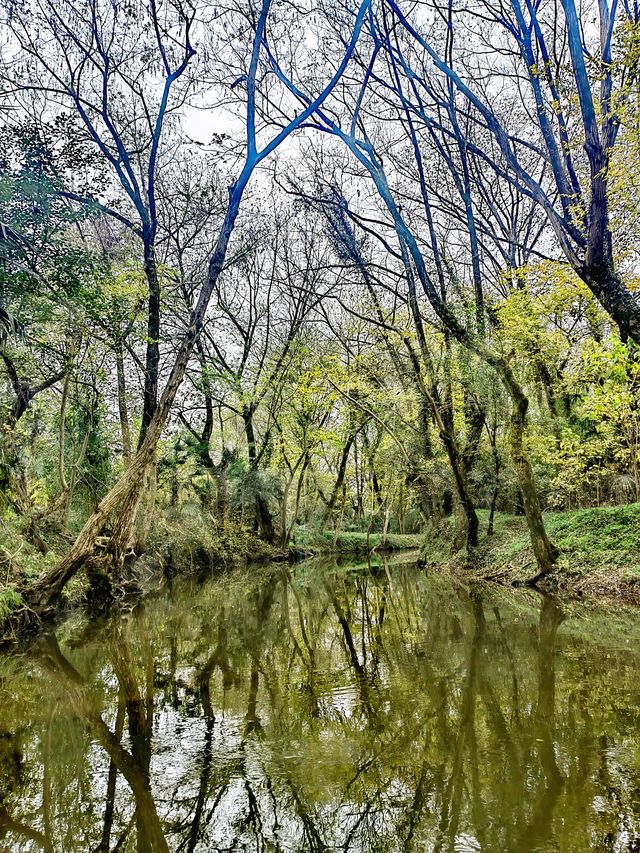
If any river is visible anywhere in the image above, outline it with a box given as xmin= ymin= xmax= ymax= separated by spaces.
xmin=0 ymin=555 xmax=639 ymax=851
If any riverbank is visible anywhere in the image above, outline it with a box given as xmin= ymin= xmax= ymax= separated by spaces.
xmin=310 ymin=531 xmax=424 ymax=554
xmin=2 ymin=504 xmax=639 ymax=638
xmin=422 ymin=503 xmax=640 ymax=604
xmin=0 ymin=514 xmax=424 ymax=627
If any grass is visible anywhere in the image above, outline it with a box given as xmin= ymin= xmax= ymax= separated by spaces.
xmin=0 ymin=587 xmax=23 ymax=620
xmin=424 ymin=503 xmax=640 ymax=603
xmin=313 ymin=530 xmax=424 ymax=554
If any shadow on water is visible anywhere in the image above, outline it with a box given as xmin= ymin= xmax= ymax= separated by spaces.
xmin=0 ymin=554 xmax=639 ymax=852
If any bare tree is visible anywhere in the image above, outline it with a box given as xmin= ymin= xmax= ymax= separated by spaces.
xmin=18 ymin=0 xmax=372 ymax=616
xmin=2 ymin=0 xmax=197 ymax=442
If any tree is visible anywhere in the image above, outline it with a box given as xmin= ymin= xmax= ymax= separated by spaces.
xmin=375 ymin=0 xmax=640 ymax=344
xmin=2 ymin=0 xmax=197 ymax=442
xmin=19 ymin=0 xmax=373 ymax=615
xmin=265 ymin=14 xmax=560 ymax=573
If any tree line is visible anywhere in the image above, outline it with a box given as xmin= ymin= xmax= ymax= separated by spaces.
xmin=1 ymin=0 xmax=640 ymax=614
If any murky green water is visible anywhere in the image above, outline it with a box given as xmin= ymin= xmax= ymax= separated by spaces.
xmin=1 ymin=556 xmax=639 ymax=852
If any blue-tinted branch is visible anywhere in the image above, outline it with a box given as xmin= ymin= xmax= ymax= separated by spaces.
xmin=257 ymin=0 xmax=371 ymax=164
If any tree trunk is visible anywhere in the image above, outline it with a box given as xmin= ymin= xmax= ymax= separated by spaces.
xmin=405 ymin=343 xmax=479 ymax=551
xmin=487 ymin=429 xmax=500 ymax=537
xmin=243 ymin=407 xmax=275 ymax=543
xmin=438 ymin=424 xmax=479 ymax=550
xmin=138 ymin=240 xmax=161 ymax=445
xmin=280 ymin=474 xmax=293 ymax=548
xmin=461 ymin=350 xmax=558 ymax=576
xmin=286 ymin=454 xmax=309 ymax=546
xmin=115 ymin=340 xmax=132 ymax=467
xmin=256 ymin=493 xmax=275 ymax=544
xmin=580 ymin=262 xmax=640 ymax=345
xmin=21 ymin=178 xmax=249 ymax=616
xmin=321 ymin=431 xmax=357 ymax=531
xmin=508 ymin=389 xmax=559 ymax=578
xmin=134 ymin=458 xmax=157 ymax=553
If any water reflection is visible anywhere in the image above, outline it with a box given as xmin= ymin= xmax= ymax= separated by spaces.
xmin=1 ymin=557 xmax=639 ymax=852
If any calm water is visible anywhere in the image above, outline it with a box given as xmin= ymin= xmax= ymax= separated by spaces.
xmin=0 ymin=556 xmax=639 ymax=852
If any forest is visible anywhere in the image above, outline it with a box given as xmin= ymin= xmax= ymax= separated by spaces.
xmin=1 ymin=0 xmax=640 ymax=851
xmin=2 ymin=0 xmax=640 ymax=617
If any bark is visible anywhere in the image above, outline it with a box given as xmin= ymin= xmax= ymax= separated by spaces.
xmin=437 ymin=340 xmax=557 ymax=572
xmin=320 ymin=430 xmax=358 ymax=531
xmin=401 ymin=234 xmax=478 ymax=545
xmin=285 ymin=453 xmax=310 ymax=546
xmin=577 ymin=118 xmax=640 ymax=344
xmin=460 ymin=347 xmax=558 ymax=574
xmin=280 ymin=450 xmax=307 ymax=548
xmin=452 ymin=395 xmax=485 ymax=551
xmin=404 ymin=343 xmax=479 ymax=549
xmin=115 ymin=340 xmax=132 ymax=466
xmin=439 ymin=424 xmax=479 ymax=550
xmin=107 ymin=476 xmax=147 ymax=579
xmin=362 ymin=430 xmax=383 ymax=512
xmin=1 ymin=353 xmax=65 ymax=428
xmin=256 ymin=493 xmax=275 ymax=544
xmin=135 ymin=459 xmax=158 ymax=553
xmin=507 ymin=384 xmax=559 ymax=577
xmin=580 ymin=262 xmax=640 ymax=345
xmin=243 ymin=406 xmax=275 ymax=543
xmin=139 ymin=240 xmax=161 ymax=445
xmin=280 ymin=474 xmax=293 ymax=548
xmin=487 ymin=427 xmax=501 ymax=537
xmin=216 ymin=450 xmax=233 ymax=524
xmin=243 ymin=406 xmax=258 ymax=467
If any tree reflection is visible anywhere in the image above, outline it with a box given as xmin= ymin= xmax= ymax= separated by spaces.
xmin=0 ymin=560 xmax=638 ymax=851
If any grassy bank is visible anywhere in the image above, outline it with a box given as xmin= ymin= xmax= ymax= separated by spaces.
xmin=305 ymin=531 xmax=424 ymax=554
xmin=423 ymin=503 xmax=640 ymax=603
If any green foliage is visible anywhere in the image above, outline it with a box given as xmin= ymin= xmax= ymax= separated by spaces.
xmin=78 ymin=406 xmax=113 ymax=508
xmin=0 ymin=121 xmax=109 ymax=313
xmin=148 ymin=506 xmax=272 ymax=573
xmin=229 ymin=463 xmax=281 ymax=516
xmin=433 ymin=504 xmax=640 ymax=595
xmin=0 ymin=587 xmax=22 ymax=619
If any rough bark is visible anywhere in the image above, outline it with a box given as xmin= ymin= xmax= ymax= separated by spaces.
xmin=507 ymin=386 xmax=559 ymax=577
xmin=139 ymin=240 xmax=161 ymax=446
xmin=115 ymin=340 xmax=132 ymax=466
